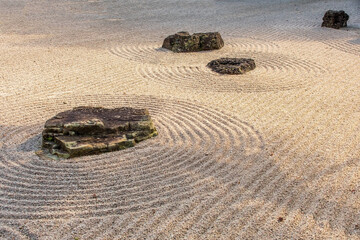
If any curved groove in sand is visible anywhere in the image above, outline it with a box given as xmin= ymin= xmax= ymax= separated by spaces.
xmin=321 ymin=38 xmax=360 ymax=56
xmin=136 ymin=52 xmax=328 ymax=92
xmin=0 ymin=95 xmax=264 ymax=220
xmin=107 ymin=38 xmax=280 ymax=65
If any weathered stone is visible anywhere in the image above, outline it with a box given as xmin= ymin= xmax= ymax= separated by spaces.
xmin=162 ymin=31 xmax=224 ymax=52
xmin=207 ymin=58 xmax=256 ymax=75
xmin=37 ymin=107 xmax=157 ymax=159
xmin=322 ymin=10 xmax=349 ymax=29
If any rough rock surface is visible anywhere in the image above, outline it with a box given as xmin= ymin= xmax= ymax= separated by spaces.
xmin=162 ymin=31 xmax=224 ymax=52
xmin=207 ymin=58 xmax=256 ymax=75
xmin=322 ymin=10 xmax=349 ymax=29
xmin=37 ymin=107 xmax=158 ymax=159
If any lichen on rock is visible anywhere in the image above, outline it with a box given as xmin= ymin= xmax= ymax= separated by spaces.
xmin=37 ymin=106 xmax=158 ymax=159
xmin=162 ymin=31 xmax=224 ymax=52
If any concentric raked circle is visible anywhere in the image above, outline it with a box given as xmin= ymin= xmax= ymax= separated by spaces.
xmin=224 ymin=17 xmax=360 ymax=57
xmin=136 ymin=51 xmax=328 ymax=92
xmin=0 ymin=95 xmax=264 ymax=220
xmin=253 ymin=25 xmax=360 ymax=57
xmin=108 ymin=38 xmax=279 ymax=65
xmin=320 ymin=34 xmax=360 ymax=57
xmin=293 ymin=26 xmax=360 ymax=57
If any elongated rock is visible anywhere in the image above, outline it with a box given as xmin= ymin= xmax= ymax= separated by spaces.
xmin=207 ymin=58 xmax=256 ymax=75
xmin=37 ymin=107 xmax=158 ymax=159
xmin=162 ymin=31 xmax=224 ymax=52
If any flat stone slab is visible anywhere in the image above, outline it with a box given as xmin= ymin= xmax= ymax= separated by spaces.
xmin=162 ymin=31 xmax=224 ymax=52
xmin=322 ymin=10 xmax=349 ymax=29
xmin=207 ymin=58 xmax=256 ymax=75
xmin=37 ymin=107 xmax=158 ymax=159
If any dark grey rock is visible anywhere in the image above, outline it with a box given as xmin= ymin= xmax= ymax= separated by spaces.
xmin=207 ymin=58 xmax=256 ymax=75
xmin=322 ymin=10 xmax=349 ymax=29
xmin=162 ymin=32 xmax=224 ymax=52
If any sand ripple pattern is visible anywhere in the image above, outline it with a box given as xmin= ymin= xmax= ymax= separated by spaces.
xmin=108 ymin=38 xmax=279 ymax=65
xmin=293 ymin=27 xmax=360 ymax=57
xmin=0 ymin=95 xmax=264 ymax=220
xmin=136 ymin=52 xmax=327 ymax=92
xmin=321 ymin=35 xmax=360 ymax=57
xmin=0 ymin=223 xmax=29 ymax=240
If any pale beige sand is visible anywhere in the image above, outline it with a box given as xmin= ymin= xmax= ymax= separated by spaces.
xmin=0 ymin=0 xmax=360 ymax=239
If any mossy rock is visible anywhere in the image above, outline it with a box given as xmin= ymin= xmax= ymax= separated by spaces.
xmin=162 ymin=31 xmax=224 ymax=52
xmin=38 ymin=107 xmax=157 ymax=159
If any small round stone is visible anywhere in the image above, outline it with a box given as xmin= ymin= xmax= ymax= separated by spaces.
xmin=207 ymin=58 xmax=256 ymax=75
